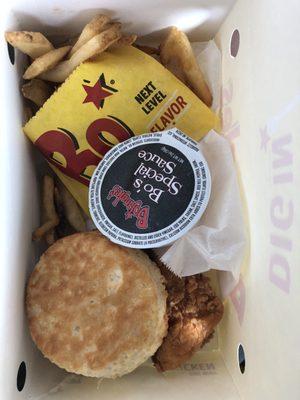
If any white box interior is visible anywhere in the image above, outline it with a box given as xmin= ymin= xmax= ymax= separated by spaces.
xmin=1 ymin=0 xmax=299 ymax=399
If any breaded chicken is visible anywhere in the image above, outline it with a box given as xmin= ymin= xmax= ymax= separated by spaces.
xmin=153 ymin=259 xmax=224 ymax=371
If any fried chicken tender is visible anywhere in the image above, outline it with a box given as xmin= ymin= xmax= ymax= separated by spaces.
xmin=153 ymin=260 xmax=224 ymax=371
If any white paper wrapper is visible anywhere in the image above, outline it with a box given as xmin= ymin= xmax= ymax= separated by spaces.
xmin=155 ymin=130 xmax=246 ymax=296
xmin=191 ymin=40 xmax=221 ymax=113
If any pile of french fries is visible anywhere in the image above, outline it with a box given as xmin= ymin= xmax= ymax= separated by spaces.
xmin=32 ymin=175 xmax=86 ymax=245
xmin=5 ymin=15 xmax=212 ymax=246
xmin=5 ymin=15 xmax=137 ymax=110
xmin=6 ymin=16 xmax=211 ymax=111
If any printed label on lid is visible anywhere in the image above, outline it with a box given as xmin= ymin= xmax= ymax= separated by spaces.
xmin=89 ymin=128 xmax=211 ymax=248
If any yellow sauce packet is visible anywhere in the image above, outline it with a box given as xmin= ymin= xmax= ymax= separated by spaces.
xmin=24 ymin=46 xmax=219 ymax=214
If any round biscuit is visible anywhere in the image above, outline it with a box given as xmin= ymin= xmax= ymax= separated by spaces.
xmin=26 ymin=231 xmax=167 ymax=378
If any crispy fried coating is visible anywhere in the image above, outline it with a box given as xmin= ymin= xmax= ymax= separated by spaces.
xmin=153 ymin=259 xmax=224 ymax=371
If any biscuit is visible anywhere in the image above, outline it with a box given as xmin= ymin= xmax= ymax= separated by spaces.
xmin=26 ymin=232 xmax=167 ymax=378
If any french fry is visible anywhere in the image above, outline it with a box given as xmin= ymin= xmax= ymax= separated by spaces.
xmin=33 ymin=220 xmax=56 ymax=239
xmin=23 ymin=105 xmax=33 ymax=123
xmin=40 ymin=24 xmax=122 ymax=83
xmin=135 ymin=44 xmax=159 ymax=55
xmin=45 ymin=230 xmax=55 ymax=246
xmin=160 ymin=27 xmax=212 ymax=107
xmin=58 ymin=184 xmax=86 ymax=232
xmin=150 ymin=54 xmax=161 ymax=62
xmin=23 ymin=46 xmax=71 ymax=79
xmin=112 ymin=34 xmax=137 ymax=47
xmin=54 ymin=186 xmax=77 ymax=238
xmin=69 ymin=14 xmax=111 ymax=57
xmin=32 ymin=175 xmax=59 ymax=241
xmin=5 ymin=31 xmax=54 ymax=59
xmin=21 ymin=79 xmax=54 ymax=107
xmin=39 ymin=61 xmax=72 ymax=83
xmin=71 ymin=22 xmax=121 ymax=63
xmin=54 ymin=187 xmax=63 ymax=214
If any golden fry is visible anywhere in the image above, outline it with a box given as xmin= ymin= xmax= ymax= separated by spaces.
xmin=5 ymin=31 xmax=53 ymax=59
xmin=112 ymin=34 xmax=137 ymax=47
xmin=32 ymin=220 xmax=56 ymax=239
xmin=21 ymin=79 xmax=54 ymax=107
xmin=71 ymin=22 xmax=121 ymax=63
xmin=54 ymin=187 xmax=62 ymax=212
xmin=23 ymin=46 xmax=71 ymax=79
xmin=39 ymin=61 xmax=72 ymax=83
xmin=32 ymin=176 xmax=59 ymax=241
xmin=135 ymin=44 xmax=159 ymax=55
xmin=160 ymin=27 xmax=212 ymax=107
xmin=59 ymin=184 xmax=86 ymax=232
xmin=69 ymin=14 xmax=111 ymax=57
xmin=23 ymin=105 xmax=33 ymax=123
xmin=41 ymin=24 xmax=122 ymax=82
xmin=45 ymin=230 xmax=55 ymax=246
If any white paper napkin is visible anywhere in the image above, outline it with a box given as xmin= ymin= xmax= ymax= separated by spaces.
xmin=155 ymin=130 xmax=246 ymax=295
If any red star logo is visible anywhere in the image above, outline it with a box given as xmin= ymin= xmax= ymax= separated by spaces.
xmin=82 ymin=73 xmax=117 ymax=109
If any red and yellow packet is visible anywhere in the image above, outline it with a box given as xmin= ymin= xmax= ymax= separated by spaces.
xmin=23 ymin=46 xmax=219 ymax=214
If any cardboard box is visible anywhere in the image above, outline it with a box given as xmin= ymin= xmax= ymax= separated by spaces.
xmin=0 ymin=1 xmax=299 ymax=399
